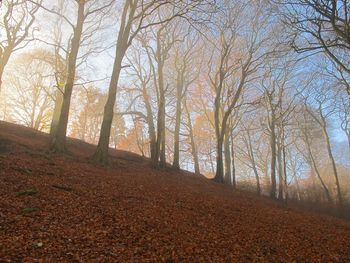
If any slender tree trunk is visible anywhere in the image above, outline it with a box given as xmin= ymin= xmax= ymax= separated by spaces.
xmin=306 ymin=139 xmax=333 ymax=204
xmin=224 ymin=130 xmax=231 ymax=185
xmin=213 ymin=91 xmax=224 ymax=182
xmin=209 ymin=149 xmax=215 ymax=175
xmin=184 ymin=101 xmax=200 ymax=174
xmin=247 ymin=130 xmax=261 ymax=195
xmin=253 ymin=164 xmax=261 ymax=196
xmin=282 ymin=140 xmax=288 ymax=202
xmin=30 ymin=92 xmax=38 ymax=128
xmin=230 ymin=133 xmax=237 ymax=189
xmin=147 ymin=117 xmax=156 ymax=160
xmin=322 ymin=127 xmax=343 ymax=207
xmin=51 ymin=2 xmax=85 ymax=152
xmin=141 ymin=84 xmax=156 ymax=160
xmin=154 ymin=84 xmax=166 ymax=167
xmin=270 ymin=121 xmax=277 ymax=199
xmin=34 ymin=97 xmax=49 ymax=130
xmin=0 ymin=64 xmax=5 ymax=94
xmin=294 ymin=175 xmax=301 ymax=201
xmin=277 ymin=137 xmax=284 ymax=201
xmin=172 ymin=80 xmax=183 ymax=170
xmin=154 ymin=37 xmax=166 ymax=167
xmin=191 ymin=136 xmax=200 ymax=175
xmin=160 ymin=124 xmax=166 ymax=166
xmin=231 ymin=133 xmax=236 ymax=189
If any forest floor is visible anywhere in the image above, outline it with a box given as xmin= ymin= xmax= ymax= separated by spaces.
xmin=1 ymin=121 xmax=350 ymax=263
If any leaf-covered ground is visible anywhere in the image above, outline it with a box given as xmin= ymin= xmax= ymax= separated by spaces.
xmin=1 ymin=121 xmax=350 ymax=262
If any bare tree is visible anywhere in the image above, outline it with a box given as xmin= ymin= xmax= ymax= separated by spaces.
xmin=280 ymin=0 xmax=350 ymax=95
xmin=240 ymin=121 xmax=262 ymax=195
xmin=303 ymin=85 xmax=343 ymax=207
xmin=295 ymin=104 xmax=333 ymax=204
xmin=172 ymin=30 xmax=200 ymax=170
xmin=75 ymin=87 xmax=126 ymax=145
xmin=93 ymin=0 xmax=210 ymax=165
xmin=37 ymin=0 xmax=115 ymax=152
xmin=209 ymin=1 xmax=273 ymax=183
xmin=0 ymin=0 xmax=41 ymax=93
xmin=121 ymin=41 xmax=157 ymax=160
xmin=338 ymin=96 xmax=350 ymax=156
xmin=183 ymin=97 xmax=200 ymax=174
xmin=6 ymin=49 xmax=55 ymax=131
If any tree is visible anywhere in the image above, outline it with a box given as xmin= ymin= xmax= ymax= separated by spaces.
xmin=0 ymin=0 xmax=41 ymax=93
xmin=6 ymin=49 xmax=56 ymax=131
xmin=209 ymin=1 xmax=273 ymax=183
xmin=146 ymin=20 xmax=178 ymax=168
xmin=38 ymin=0 xmax=115 ymax=152
xmin=122 ymin=41 xmax=157 ymax=160
xmin=183 ymin=97 xmax=200 ymax=174
xmin=295 ymin=104 xmax=333 ymax=204
xmin=338 ymin=96 xmax=350 ymax=157
xmin=172 ymin=30 xmax=200 ymax=170
xmin=239 ymin=117 xmax=262 ymax=195
xmin=70 ymin=86 xmax=126 ymax=146
xmin=118 ymin=118 xmax=147 ymax=155
xmin=280 ymin=0 xmax=350 ymax=95
xmin=93 ymin=0 xmax=210 ymax=165
xmin=46 ymin=0 xmax=68 ymax=138
xmin=303 ymin=86 xmax=344 ymax=207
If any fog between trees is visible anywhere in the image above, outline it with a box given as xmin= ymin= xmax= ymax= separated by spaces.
xmin=1 ymin=0 xmax=350 ymax=209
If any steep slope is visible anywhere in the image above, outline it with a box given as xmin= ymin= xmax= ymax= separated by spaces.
xmin=0 ymin=121 xmax=350 ymax=262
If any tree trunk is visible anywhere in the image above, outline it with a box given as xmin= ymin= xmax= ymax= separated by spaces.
xmin=214 ymin=109 xmax=236 ymax=183
xmin=294 ymin=174 xmax=301 ymax=201
xmin=0 ymin=64 xmax=5 ymax=94
xmin=141 ymin=84 xmax=156 ymax=160
xmin=154 ymin=83 xmax=166 ymax=167
xmin=154 ymin=36 xmax=166 ymax=167
xmin=282 ymin=140 xmax=288 ymax=202
xmin=214 ymin=135 xmax=224 ymax=183
xmin=93 ymin=51 xmax=124 ymax=164
xmin=322 ymin=127 xmax=343 ymax=207
xmin=231 ymin=134 xmax=236 ymax=189
xmin=34 ymin=96 xmax=49 ymax=130
xmin=270 ymin=121 xmax=277 ymax=199
xmin=213 ymin=88 xmax=224 ymax=182
xmin=160 ymin=124 xmax=166 ymax=167
xmin=224 ymin=130 xmax=231 ymax=185
xmin=247 ymin=130 xmax=261 ymax=195
xmin=172 ymin=81 xmax=182 ymax=169
xmin=50 ymin=89 xmax=63 ymax=137
xmin=184 ymin=101 xmax=200 ymax=175
xmin=93 ymin=1 xmax=137 ymax=164
xmin=0 ymin=44 xmax=12 ymax=94
xmin=277 ymin=137 xmax=284 ymax=201
xmin=50 ymin=2 xmax=85 ymax=152
xmin=306 ymin=139 xmax=333 ymax=204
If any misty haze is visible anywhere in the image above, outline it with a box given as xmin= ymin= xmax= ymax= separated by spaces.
xmin=1 ymin=0 xmax=350 ymax=262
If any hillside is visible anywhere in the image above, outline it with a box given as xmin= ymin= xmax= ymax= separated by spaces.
xmin=0 ymin=121 xmax=350 ymax=262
